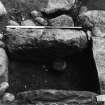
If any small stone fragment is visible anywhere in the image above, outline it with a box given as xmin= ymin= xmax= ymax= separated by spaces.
xmin=0 ymin=82 xmax=9 ymax=96
xmin=35 ymin=17 xmax=48 ymax=26
xmin=2 ymin=93 xmax=15 ymax=102
xmin=0 ymin=82 xmax=9 ymax=90
xmin=31 ymin=10 xmax=42 ymax=18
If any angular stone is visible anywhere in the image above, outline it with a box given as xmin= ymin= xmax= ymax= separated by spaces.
xmin=49 ymin=15 xmax=74 ymax=26
xmin=21 ymin=19 xmax=36 ymax=26
xmin=0 ymin=48 xmax=8 ymax=87
xmin=41 ymin=0 xmax=76 ymax=14
xmin=5 ymin=28 xmax=91 ymax=60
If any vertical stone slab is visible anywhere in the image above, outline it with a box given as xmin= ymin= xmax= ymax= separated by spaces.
xmin=0 ymin=48 xmax=8 ymax=84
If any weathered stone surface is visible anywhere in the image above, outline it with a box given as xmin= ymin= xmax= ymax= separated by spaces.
xmin=49 ymin=15 xmax=74 ymax=26
xmin=34 ymin=17 xmax=48 ymax=26
xmin=41 ymin=0 xmax=76 ymax=14
xmin=78 ymin=10 xmax=105 ymax=37
xmin=21 ymin=19 xmax=36 ymax=26
xmin=8 ymin=20 xmax=20 ymax=26
xmin=0 ymin=48 xmax=8 ymax=89
xmin=92 ymin=26 xmax=105 ymax=37
xmin=5 ymin=28 xmax=90 ymax=60
xmin=0 ymin=90 xmax=100 ymax=105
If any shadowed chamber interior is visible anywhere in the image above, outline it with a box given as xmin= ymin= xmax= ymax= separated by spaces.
xmin=7 ymin=41 xmax=100 ymax=94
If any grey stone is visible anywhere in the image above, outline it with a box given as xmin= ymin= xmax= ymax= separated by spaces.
xmin=41 ymin=0 xmax=76 ymax=14
xmin=2 ymin=93 xmax=15 ymax=102
xmin=49 ymin=15 xmax=74 ymax=26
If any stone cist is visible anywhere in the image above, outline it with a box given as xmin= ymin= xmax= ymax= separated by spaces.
xmin=0 ymin=0 xmax=102 ymax=105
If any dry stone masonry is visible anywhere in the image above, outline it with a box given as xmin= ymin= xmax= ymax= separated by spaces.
xmin=0 ymin=0 xmax=105 ymax=105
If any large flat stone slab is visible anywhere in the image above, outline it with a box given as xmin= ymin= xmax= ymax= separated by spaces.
xmin=5 ymin=28 xmax=90 ymax=60
xmin=0 ymin=90 xmax=101 ymax=105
